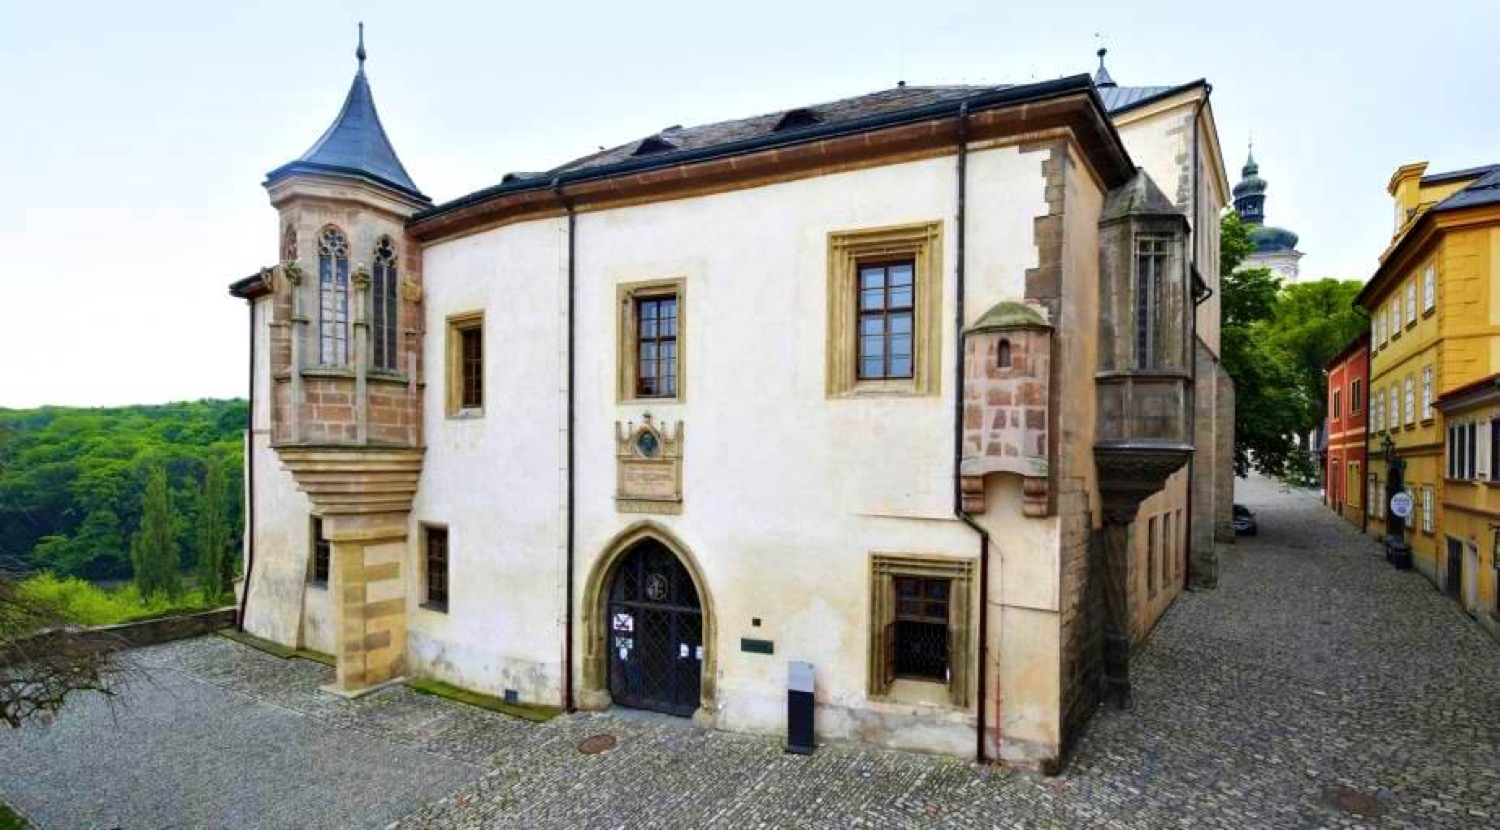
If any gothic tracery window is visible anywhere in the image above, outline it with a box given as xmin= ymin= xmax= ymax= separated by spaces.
xmin=372 ymin=237 xmax=399 ymax=372
xmin=318 ymin=226 xmax=350 ymax=365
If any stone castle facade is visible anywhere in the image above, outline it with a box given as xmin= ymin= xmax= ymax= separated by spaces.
xmin=228 ymin=38 xmax=1236 ymax=768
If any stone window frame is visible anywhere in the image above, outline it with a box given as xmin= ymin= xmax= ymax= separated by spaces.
xmin=420 ymin=522 xmax=449 ymax=613
xmin=827 ymin=222 xmax=943 ymax=398
xmin=616 ymin=277 xmax=687 ymax=404
xmin=867 ymin=553 xmax=972 ymax=707
xmin=317 ymin=224 xmax=352 ymax=366
xmin=445 ymin=311 xmax=484 ymax=418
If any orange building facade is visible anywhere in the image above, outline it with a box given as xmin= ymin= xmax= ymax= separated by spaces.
xmin=1325 ymin=333 xmax=1369 ymax=527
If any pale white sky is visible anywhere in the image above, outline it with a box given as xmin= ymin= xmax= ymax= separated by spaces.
xmin=5 ymin=0 xmax=1497 ymax=407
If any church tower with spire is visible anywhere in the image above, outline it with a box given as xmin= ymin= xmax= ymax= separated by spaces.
xmin=241 ymin=24 xmax=430 ymax=697
xmin=1232 ymin=144 xmax=1303 ymax=282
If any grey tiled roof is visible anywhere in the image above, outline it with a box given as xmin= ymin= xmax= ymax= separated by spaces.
xmin=1095 ymin=85 xmax=1180 ymax=113
xmin=1434 ymin=167 xmax=1500 ymax=212
xmin=267 ymin=67 xmax=427 ymax=201
xmin=550 ymin=86 xmax=1005 ymax=176
xmin=1421 ymin=164 xmax=1500 ymax=186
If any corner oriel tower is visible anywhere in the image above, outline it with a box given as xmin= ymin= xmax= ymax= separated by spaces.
xmin=260 ymin=24 xmax=429 ymax=696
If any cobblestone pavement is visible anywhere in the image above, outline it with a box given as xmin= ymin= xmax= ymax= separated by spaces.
xmin=4 ymin=475 xmax=1498 ymax=828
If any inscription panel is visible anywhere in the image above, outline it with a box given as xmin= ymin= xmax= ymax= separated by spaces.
xmin=616 ymin=417 xmax=683 ymax=514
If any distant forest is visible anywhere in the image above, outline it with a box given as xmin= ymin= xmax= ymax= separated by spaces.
xmin=0 ymin=400 xmax=246 ymax=580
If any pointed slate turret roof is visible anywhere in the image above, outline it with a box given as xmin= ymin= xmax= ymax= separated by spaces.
xmin=265 ymin=25 xmax=428 ymax=202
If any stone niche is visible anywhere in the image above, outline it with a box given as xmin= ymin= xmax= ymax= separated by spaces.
xmin=960 ymin=301 xmax=1052 ymax=516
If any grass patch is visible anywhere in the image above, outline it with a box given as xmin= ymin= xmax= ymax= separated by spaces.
xmin=217 ymin=628 xmax=333 ymax=666
xmin=0 ymin=804 xmax=28 ymax=830
xmin=408 ymin=678 xmax=562 ymax=723
xmin=15 ymin=573 xmax=222 ymax=629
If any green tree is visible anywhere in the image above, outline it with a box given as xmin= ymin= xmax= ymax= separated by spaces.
xmin=195 ymin=460 xmax=231 ymax=602
xmin=1264 ymin=278 xmax=1369 ymax=445
xmin=130 ymin=463 xmax=180 ymax=598
xmin=1219 ymin=213 xmax=1302 ymax=477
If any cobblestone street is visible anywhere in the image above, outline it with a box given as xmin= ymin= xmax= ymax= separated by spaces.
xmin=3 ymin=476 xmax=1498 ymax=828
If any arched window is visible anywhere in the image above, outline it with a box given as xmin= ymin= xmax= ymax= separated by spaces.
xmin=317 ymin=226 xmax=350 ymax=365
xmin=281 ymin=224 xmax=298 ymax=263
xmin=372 ymin=237 xmax=398 ymax=371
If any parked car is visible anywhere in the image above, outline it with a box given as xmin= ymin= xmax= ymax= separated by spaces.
xmin=1233 ymin=504 xmax=1258 ymax=536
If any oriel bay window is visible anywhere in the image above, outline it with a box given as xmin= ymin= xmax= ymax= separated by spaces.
xmin=317 ymin=226 xmax=351 ymax=365
xmin=869 ymin=554 xmax=972 ymax=706
xmin=372 ymin=236 xmax=399 ymax=372
xmin=617 ymin=278 xmax=686 ymax=402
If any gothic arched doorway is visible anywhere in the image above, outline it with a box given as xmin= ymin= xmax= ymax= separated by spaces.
xmin=606 ymin=539 xmax=703 ymax=717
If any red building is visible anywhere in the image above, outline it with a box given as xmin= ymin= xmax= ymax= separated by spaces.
xmin=1324 ymin=333 xmax=1370 ymax=526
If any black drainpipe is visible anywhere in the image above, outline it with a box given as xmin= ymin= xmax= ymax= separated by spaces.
xmin=1184 ymin=85 xmax=1211 ymax=591
xmin=552 ymin=178 xmax=578 ymax=712
xmin=238 ymin=296 xmax=257 ymax=631
xmin=950 ymin=101 xmax=991 ymax=764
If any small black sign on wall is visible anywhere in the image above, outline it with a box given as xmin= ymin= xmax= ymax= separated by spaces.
xmin=740 ymin=638 xmax=774 ymax=655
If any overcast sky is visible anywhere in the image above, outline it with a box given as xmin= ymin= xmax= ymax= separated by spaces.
xmin=4 ymin=0 xmax=1497 ymax=407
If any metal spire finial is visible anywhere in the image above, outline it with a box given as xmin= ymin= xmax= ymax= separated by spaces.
xmin=356 ymin=22 xmax=367 ymax=70
xmin=1097 ymin=47 xmax=1107 ymax=69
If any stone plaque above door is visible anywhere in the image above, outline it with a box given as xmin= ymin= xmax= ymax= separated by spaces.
xmin=616 ymin=416 xmax=683 ymax=514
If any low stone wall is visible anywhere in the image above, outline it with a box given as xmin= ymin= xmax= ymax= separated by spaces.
xmin=0 ymin=607 xmax=237 ymax=665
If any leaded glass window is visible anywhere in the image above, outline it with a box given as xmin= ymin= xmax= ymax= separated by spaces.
xmin=1134 ymin=236 xmax=1170 ymax=369
xmin=317 ymin=226 xmax=351 ymax=365
xmin=372 ymin=237 xmax=399 ymax=372
xmin=857 ymin=260 xmax=915 ymax=380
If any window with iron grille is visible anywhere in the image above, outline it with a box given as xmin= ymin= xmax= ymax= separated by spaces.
xmin=857 ymin=260 xmax=915 ymax=380
xmin=869 ymin=555 xmax=971 ymax=705
xmin=424 ymin=526 xmax=449 ymax=610
xmin=1134 ymin=236 xmax=1170 ymax=369
xmin=317 ymin=226 xmax=350 ymax=365
xmin=636 ymin=295 xmax=679 ymax=397
xmin=309 ymin=517 xmax=330 ymax=588
xmin=372 ymin=237 xmax=399 ymax=372
xmin=891 ymin=577 xmax=949 ymax=682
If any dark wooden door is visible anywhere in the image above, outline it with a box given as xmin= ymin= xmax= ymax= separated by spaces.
xmin=607 ymin=541 xmax=702 ymax=717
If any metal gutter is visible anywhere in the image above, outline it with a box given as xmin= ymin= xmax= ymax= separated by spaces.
xmin=949 ymin=101 xmax=992 ymax=764
xmin=552 ymin=177 xmax=578 ymax=713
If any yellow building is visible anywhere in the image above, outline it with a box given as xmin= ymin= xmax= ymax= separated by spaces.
xmin=1356 ymin=160 xmax=1500 ymax=641
xmin=1433 ymin=378 xmax=1500 ymax=641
